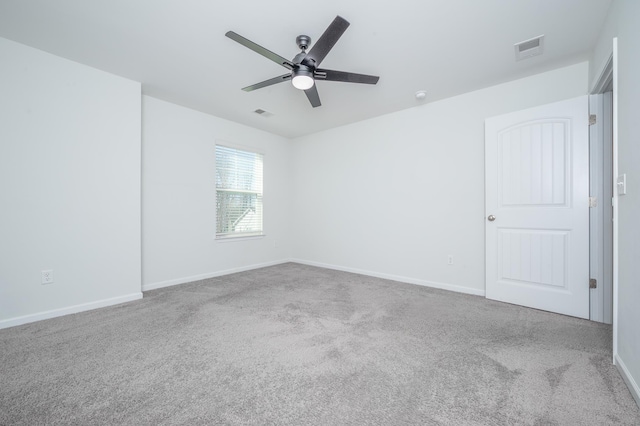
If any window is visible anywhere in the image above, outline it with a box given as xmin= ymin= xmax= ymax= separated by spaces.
xmin=215 ymin=144 xmax=263 ymax=239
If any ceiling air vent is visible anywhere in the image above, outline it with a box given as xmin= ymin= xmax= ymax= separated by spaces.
xmin=253 ymin=108 xmax=274 ymax=118
xmin=514 ymin=35 xmax=544 ymax=61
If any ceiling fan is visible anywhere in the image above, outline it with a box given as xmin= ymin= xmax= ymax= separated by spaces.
xmin=225 ymin=15 xmax=379 ymax=108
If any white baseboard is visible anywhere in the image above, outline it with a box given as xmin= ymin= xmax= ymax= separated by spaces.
xmin=142 ymin=259 xmax=291 ymax=292
xmin=142 ymin=258 xmax=485 ymax=299
xmin=615 ymin=353 xmax=640 ymax=408
xmin=290 ymin=258 xmax=485 ymax=297
xmin=0 ymin=292 xmax=143 ymax=330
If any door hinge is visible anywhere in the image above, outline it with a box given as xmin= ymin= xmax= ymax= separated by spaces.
xmin=589 ymin=196 xmax=597 ymax=208
xmin=589 ymin=278 xmax=597 ymax=289
xmin=589 ymin=114 xmax=597 ymax=125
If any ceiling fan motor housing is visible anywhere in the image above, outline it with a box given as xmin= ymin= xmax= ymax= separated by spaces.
xmin=293 ymin=65 xmax=314 ymax=79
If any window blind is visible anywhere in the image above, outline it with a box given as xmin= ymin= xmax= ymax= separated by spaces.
xmin=215 ymin=145 xmax=263 ymax=238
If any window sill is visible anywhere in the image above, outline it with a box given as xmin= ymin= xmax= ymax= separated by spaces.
xmin=215 ymin=234 xmax=265 ymax=243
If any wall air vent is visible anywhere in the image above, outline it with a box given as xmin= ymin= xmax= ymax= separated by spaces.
xmin=253 ymin=109 xmax=274 ymax=118
xmin=514 ymin=35 xmax=544 ymax=61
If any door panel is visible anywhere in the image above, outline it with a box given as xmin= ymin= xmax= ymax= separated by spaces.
xmin=499 ymin=229 xmax=568 ymax=288
xmin=486 ymin=96 xmax=589 ymax=319
xmin=500 ymin=121 xmax=569 ymax=207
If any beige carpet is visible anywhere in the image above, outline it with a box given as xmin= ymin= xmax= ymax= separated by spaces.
xmin=1 ymin=263 xmax=638 ymax=425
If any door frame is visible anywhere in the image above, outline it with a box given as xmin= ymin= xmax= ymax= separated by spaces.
xmin=588 ymin=87 xmax=613 ymax=324
xmin=611 ymin=38 xmax=619 ymax=363
xmin=589 ymin=40 xmax=618 ymax=360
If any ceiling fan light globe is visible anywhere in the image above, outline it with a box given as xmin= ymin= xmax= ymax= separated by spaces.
xmin=292 ymin=74 xmax=314 ymax=90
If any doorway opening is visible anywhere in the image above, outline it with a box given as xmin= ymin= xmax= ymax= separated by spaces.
xmin=589 ymin=55 xmax=614 ymax=324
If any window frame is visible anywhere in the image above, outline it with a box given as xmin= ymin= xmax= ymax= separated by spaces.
xmin=214 ymin=142 xmax=265 ymax=241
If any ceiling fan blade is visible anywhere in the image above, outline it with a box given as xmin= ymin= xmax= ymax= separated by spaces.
xmin=226 ymin=31 xmax=294 ymax=70
xmin=302 ymin=16 xmax=350 ymax=68
xmin=315 ymin=69 xmax=379 ymax=85
xmin=304 ymin=85 xmax=321 ymax=108
xmin=242 ymin=74 xmax=292 ymax=92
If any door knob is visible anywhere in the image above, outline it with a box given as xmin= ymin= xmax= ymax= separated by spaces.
xmin=487 ymin=215 xmax=496 ymax=221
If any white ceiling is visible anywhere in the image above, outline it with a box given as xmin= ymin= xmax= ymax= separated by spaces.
xmin=0 ymin=0 xmax=612 ymax=138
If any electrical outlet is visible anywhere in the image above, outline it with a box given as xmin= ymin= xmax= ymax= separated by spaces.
xmin=448 ymin=255 xmax=454 ymax=265
xmin=41 ymin=269 xmax=54 ymax=284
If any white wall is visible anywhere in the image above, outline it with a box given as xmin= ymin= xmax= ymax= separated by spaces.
xmin=589 ymin=0 xmax=618 ymax=90
xmin=290 ymin=62 xmax=588 ymax=295
xmin=591 ymin=0 xmax=640 ymax=406
xmin=141 ymin=96 xmax=291 ymax=289
xmin=0 ymin=38 xmax=142 ymax=328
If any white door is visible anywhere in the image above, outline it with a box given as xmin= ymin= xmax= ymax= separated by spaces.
xmin=485 ymin=96 xmax=590 ymax=319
